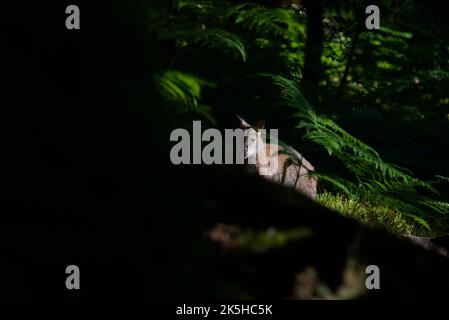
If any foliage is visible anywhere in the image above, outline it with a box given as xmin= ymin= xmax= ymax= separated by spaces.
xmin=151 ymin=0 xmax=449 ymax=234
xmin=318 ymin=193 xmax=428 ymax=236
xmin=266 ymin=74 xmax=449 ymax=231
xmin=156 ymin=70 xmax=216 ymax=124
xmin=161 ymin=27 xmax=247 ymax=62
xmin=235 ymin=227 xmax=313 ymax=253
xmin=155 ymin=0 xmax=248 ymax=61
xmin=223 ymin=3 xmax=305 ymax=38
xmin=223 ymin=2 xmax=307 ymax=81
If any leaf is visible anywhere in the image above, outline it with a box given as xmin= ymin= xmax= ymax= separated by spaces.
xmin=156 ymin=70 xmax=217 ymax=124
xmin=162 ymin=27 xmax=247 ymax=62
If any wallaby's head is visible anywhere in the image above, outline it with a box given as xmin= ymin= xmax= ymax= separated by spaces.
xmin=237 ymin=115 xmax=266 ymax=159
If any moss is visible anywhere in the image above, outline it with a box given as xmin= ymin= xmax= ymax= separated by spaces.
xmin=317 ymin=192 xmax=431 ymax=236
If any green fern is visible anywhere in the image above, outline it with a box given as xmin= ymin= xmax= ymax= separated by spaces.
xmin=224 ymin=3 xmax=303 ymax=38
xmin=161 ymin=27 xmax=247 ymax=62
xmin=265 ymin=74 xmax=449 ymax=230
xmin=156 ymin=1 xmax=247 ymax=62
xmin=156 ymin=70 xmax=216 ymax=124
xmin=435 ymin=175 xmax=449 ymax=183
xmin=176 ymin=0 xmax=216 ymax=14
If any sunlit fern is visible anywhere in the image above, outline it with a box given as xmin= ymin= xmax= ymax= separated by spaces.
xmin=223 ymin=3 xmax=304 ymax=38
xmin=155 ymin=1 xmax=247 ymax=61
xmin=265 ymin=74 xmax=449 ymax=231
xmin=156 ymin=70 xmax=216 ymax=124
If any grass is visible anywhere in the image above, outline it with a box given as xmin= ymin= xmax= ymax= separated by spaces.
xmin=317 ymin=192 xmax=430 ymax=236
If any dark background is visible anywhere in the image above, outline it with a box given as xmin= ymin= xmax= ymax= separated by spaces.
xmin=1 ymin=1 xmax=448 ymax=299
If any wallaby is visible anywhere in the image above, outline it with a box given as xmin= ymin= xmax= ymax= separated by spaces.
xmin=238 ymin=116 xmax=317 ymax=199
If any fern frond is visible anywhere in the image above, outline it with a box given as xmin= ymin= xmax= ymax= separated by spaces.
xmin=162 ymin=27 xmax=247 ymax=62
xmin=312 ymin=173 xmax=358 ymax=197
xmin=435 ymin=175 xmax=449 ymax=183
xmin=265 ymin=74 xmax=449 ymax=230
xmin=156 ymin=70 xmax=216 ymax=124
xmin=224 ymin=3 xmax=304 ymax=38
xmin=176 ymin=0 xmax=216 ymax=14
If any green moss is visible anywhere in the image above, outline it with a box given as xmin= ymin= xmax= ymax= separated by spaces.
xmin=236 ymin=227 xmax=314 ymax=253
xmin=317 ymin=192 xmax=430 ymax=236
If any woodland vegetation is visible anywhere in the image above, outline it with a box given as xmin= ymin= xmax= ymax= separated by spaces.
xmin=154 ymin=0 xmax=449 ymax=235
xmin=2 ymin=0 xmax=449 ymax=299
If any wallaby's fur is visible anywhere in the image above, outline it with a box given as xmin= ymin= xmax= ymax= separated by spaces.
xmin=239 ymin=116 xmax=317 ymax=199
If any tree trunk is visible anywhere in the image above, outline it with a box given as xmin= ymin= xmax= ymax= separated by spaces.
xmin=301 ymin=0 xmax=325 ymax=106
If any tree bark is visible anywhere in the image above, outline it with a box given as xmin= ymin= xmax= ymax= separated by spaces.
xmin=301 ymin=0 xmax=325 ymax=106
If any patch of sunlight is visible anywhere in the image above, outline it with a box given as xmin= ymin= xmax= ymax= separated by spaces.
xmin=376 ymin=60 xmax=402 ymax=71
xmin=317 ymin=192 xmax=429 ymax=236
xmin=437 ymin=98 xmax=449 ymax=106
xmin=381 ymin=26 xmax=413 ymax=39
xmin=254 ymin=38 xmax=272 ymax=48
xmin=236 ymin=227 xmax=314 ymax=253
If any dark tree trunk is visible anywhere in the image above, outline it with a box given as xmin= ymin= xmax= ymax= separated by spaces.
xmin=337 ymin=29 xmax=361 ymax=100
xmin=337 ymin=2 xmax=365 ymax=100
xmin=301 ymin=0 xmax=325 ymax=106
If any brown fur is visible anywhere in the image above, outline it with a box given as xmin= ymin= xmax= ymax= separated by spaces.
xmin=253 ymin=143 xmax=317 ymax=199
xmin=238 ymin=116 xmax=317 ymax=199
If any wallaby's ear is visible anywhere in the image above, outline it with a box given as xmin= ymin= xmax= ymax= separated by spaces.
xmin=254 ymin=119 xmax=265 ymax=129
xmin=237 ymin=115 xmax=251 ymax=128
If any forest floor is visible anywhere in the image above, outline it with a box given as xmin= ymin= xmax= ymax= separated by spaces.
xmin=210 ymin=192 xmax=434 ymax=255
